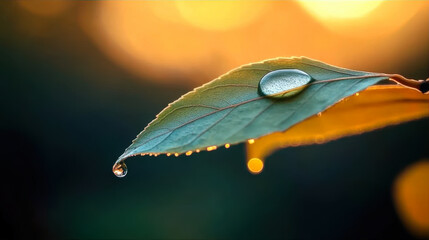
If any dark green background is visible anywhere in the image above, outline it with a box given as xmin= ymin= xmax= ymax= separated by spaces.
xmin=1 ymin=2 xmax=428 ymax=239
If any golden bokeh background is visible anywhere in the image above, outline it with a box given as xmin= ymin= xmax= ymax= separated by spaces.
xmin=10 ymin=1 xmax=429 ymax=239
xmin=17 ymin=1 xmax=428 ymax=85
xmin=77 ymin=1 xmax=428 ymax=85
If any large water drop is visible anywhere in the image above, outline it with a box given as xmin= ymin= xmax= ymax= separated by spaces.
xmin=258 ymin=69 xmax=311 ymax=97
xmin=112 ymin=161 xmax=128 ymax=178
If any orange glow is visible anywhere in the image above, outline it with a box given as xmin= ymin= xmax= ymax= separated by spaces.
xmin=298 ymin=1 xmax=383 ymax=20
xmin=175 ymin=1 xmax=267 ymax=31
xmin=248 ymin=139 xmax=255 ymax=144
xmin=298 ymin=0 xmax=424 ymax=37
xmin=185 ymin=151 xmax=192 ymax=156
xmin=394 ymin=160 xmax=429 ymax=237
xmin=82 ymin=1 xmax=428 ymax=85
xmin=247 ymin=158 xmax=264 ymax=174
xmin=225 ymin=144 xmax=230 ymax=149
xmin=17 ymin=0 xmax=72 ymax=17
xmin=247 ymin=85 xmax=429 ymax=160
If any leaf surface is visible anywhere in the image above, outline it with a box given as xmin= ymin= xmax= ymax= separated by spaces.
xmin=118 ymin=57 xmax=389 ymax=160
xmin=247 ymin=85 xmax=429 ymax=161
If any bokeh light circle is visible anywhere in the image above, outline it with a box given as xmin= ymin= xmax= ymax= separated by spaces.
xmin=298 ymin=0 xmax=383 ymax=20
xmin=394 ymin=160 xmax=429 ymax=237
xmin=175 ymin=1 xmax=267 ymax=31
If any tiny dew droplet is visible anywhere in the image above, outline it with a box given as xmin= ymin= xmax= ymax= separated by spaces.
xmin=259 ymin=69 xmax=312 ymax=97
xmin=207 ymin=146 xmax=217 ymax=151
xmin=112 ymin=161 xmax=128 ymax=178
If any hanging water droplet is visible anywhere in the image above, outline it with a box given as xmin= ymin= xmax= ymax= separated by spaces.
xmin=258 ymin=69 xmax=312 ymax=97
xmin=112 ymin=161 xmax=128 ymax=178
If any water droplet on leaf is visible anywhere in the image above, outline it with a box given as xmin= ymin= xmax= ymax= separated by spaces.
xmin=113 ymin=161 xmax=128 ymax=178
xmin=259 ymin=69 xmax=312 ymax=97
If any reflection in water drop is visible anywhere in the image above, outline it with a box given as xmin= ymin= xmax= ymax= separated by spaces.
xmin=113 ymin=161 xmax=128 ymax=178
xmin=258 ymin=69 xmax=312 ymax=97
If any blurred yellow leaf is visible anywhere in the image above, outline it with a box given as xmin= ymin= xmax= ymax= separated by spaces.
xmin=247 ymin=85 xmax=429 ymax=161
xmin=394 ymin=160 xmax=429 ymax=237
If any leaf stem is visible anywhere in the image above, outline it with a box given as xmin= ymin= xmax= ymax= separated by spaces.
xmin=384 ymin=74 xmax=429 ymax=94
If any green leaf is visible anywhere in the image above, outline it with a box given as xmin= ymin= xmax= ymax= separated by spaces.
xmin=118 ymin=57 xmax=388 ymax=160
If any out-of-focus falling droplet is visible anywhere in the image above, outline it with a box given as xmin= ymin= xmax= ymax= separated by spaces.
xmin=225 ymin=143 xmax=230 ymax=148
xmin=196 ymin=149 xmax=200 ymax=153
xmin=174 ymin=153 xmax=179 ymax=157
xmin=355 ymin=92 xmax=360 ymax=96
xmin=258 ymin=69 xmax=312 ymax=97
xmin=186 ymin=151 xmax=193 ymax=156
xmin=248 ymin=139 xmax=255 ymax=144
xmin=112 ymin=161 xmax=128 ymax=178
xmin=247 ymin=158 xmax=264 ymax=174
xmin=167 ymin=153 xmax=171 ymax=156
